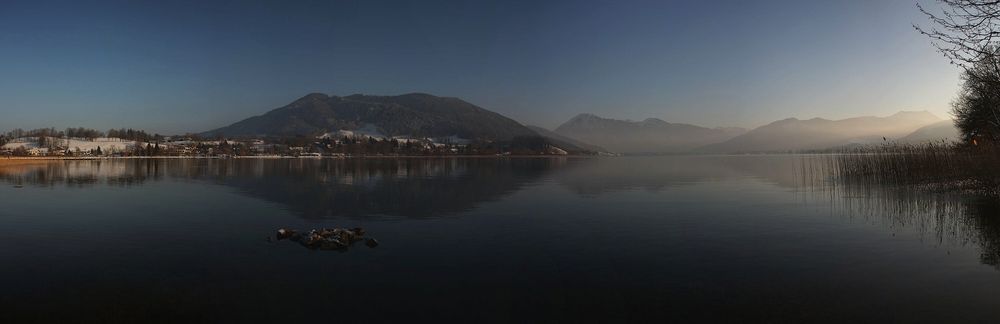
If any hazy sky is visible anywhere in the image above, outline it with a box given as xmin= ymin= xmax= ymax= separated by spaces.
xmin=0 ymin=0 xmax=960 ymax=134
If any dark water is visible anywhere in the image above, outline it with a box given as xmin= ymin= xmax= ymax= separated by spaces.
xmin=1 ymin=156 xmax=999 ymax=323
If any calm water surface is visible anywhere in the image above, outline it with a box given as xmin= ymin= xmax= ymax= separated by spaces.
xmin=1 ymin=156 xmax=999 ymax=323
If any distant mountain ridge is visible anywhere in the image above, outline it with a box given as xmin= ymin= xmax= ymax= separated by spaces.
xmin=698 ymin=111 xmax=943 ymax=153
xmin=204 ymin=93 xmax=538 ymax=141
xmin=526 ymin=125 xmax=608 ymax=153
xmin=897 ymin=120 xmax=960 ymax=144
xmin=205 ymin=94 xmax=950 ymax=154
xmin=553 ymin=113 xmax=746 ymax=154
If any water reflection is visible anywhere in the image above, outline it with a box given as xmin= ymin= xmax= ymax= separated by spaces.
xmin=2 ymin=156 xmax=811 ymax=195
xmin=3 ymin=157 xmax=1000 ymax=261
xmin=552 ymin=155 xmax=807 ymax=195
xmin=549 ymin=155 xmax=1000 ymax=270
xmin=0 ymin=158 xmax=564 ymax=218
xmin=813 ymin=176 xmax=1000 ymax=269
xmin=217 ymin=158 xmax=561 ymax=219
xmin=4 ymin=156 xmax=1000 ymax=321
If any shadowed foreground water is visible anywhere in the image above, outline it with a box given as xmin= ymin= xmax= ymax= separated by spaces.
xmin=1 ymin=156 xmax=999 ymax=323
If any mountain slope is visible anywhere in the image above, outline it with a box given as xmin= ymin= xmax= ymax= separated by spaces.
xmin=526 ymin=125 xmax=608 ymax=153
xmin=553 ymin=114 xmax=746 ymax=154
xmin=203 ymin=93 xmax=538 ymax=141
xmin=699 ymin=111 xmax=943 ymax=153
xmin=897 ymin=120 xmax=960 ymax=144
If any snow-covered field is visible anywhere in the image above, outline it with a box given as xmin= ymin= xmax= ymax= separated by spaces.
xmin=2 ymin=137 xmax=140 ymax=152
xmin=59 ymin=138 xmax=139 ymax=152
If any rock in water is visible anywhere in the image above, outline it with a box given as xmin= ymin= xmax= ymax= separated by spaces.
xmin=276 ymin=228 xmax=297 ymax=240
xmin=303 ymin=232 xmax=325 ymax=247
xmin=275 ymin=227 xmax=375 ymax=251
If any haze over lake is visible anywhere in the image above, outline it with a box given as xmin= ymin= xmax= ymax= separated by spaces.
xmin=7 ymin=0 xmax=1000 ymax=322
xmin=2 ymin=157 xmax=998 ymax=322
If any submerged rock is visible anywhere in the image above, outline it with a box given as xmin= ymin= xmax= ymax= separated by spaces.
xmin=276 ymin=228 xmax=297 ymax=240
xmin=275 ymin=227 xmax=377 ymax=251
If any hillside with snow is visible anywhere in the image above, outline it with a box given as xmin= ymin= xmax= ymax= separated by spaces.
xmin=203 ymin=93 xmax=539 ymax=140
xmin=2 ymin=137 xmax=141 ymax=153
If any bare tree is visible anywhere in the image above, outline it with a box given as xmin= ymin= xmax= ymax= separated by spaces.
xmin=916 ymin=0 xmax=1000 ymax=141
xmin=916 ymin=0 xmax=1000 ymax=68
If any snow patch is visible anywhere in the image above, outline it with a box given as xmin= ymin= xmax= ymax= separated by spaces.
xmin=321 ymin=124 xmax=387 ymax=140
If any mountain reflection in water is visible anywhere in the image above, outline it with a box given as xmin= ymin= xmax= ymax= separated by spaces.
xmin=2 ymin=156 xmax=998 ymax=222
xmin=2 ymin=158 xmax=572 ymax=219
xmin=2 ymin=156 xmax=1000 ymax=322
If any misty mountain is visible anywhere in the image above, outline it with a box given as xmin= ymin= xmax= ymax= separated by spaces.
xmin=699 ymin=111 xmax=943 ymax=153
xmin=897 ymin=120 xmax=960 ymax=144
xmin=203 ymin=93 xmax=539 ymax=141
xmin=526 ymin=125 xmax=608 ymax=153
xmin=553 ymin=114 xmax=746 ymax=154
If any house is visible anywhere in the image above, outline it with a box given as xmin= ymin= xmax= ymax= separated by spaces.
xmin=27 ymin=148 xmax=47 ymax=156
xmin=253 ymin=143 xmax=279 ymax=153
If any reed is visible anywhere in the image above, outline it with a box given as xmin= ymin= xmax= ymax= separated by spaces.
xmin=821 ymin=142 xmax=1000 ymax=196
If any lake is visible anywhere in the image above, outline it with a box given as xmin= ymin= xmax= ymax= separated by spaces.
xmin=1 ymin=156 xmax=999 ymax=323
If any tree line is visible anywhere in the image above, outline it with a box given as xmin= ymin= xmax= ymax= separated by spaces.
xmin=2 ymin=127 xmax=161 ymax=142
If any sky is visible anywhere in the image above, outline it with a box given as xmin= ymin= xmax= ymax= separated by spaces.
xmin=0 ymin=0 xmax=961 ymax=134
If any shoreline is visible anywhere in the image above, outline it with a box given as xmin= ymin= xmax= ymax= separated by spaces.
xmin=0 ymin=155 xmax=600 ymax=164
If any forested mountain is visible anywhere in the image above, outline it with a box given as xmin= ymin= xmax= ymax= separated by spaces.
xmin=204 ymin=93 xmax=539 ymax=141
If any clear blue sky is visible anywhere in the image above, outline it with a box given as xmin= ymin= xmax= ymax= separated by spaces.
xmin=0 ymin=0 xmax=959 ymax=134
